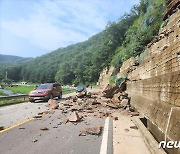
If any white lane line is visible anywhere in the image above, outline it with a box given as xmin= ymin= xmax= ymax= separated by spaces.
xmin=100 ymin=117 xmax=110 ymax=154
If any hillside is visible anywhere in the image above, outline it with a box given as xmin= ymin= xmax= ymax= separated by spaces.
xmin=0 ymin=0 xmax=172 ymax=84
xmin=0 ymin=54 xmax=33 ymax=65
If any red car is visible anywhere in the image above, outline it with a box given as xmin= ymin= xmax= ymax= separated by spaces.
xmin=29 ymin=83 xmax=62 ymax=102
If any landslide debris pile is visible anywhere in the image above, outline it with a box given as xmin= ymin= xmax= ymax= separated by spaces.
xmin=32 ymin=83 xmax=139 ymax=136
xmin=55 ymin=85 xmax=138 ymax=122
xmin=0 ymin=84 xmax=139 ymax=136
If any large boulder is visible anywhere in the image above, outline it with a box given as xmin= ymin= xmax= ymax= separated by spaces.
xmin=49 ymin=99 xmax=59 ymax=110
xmin=102 ymin=84 xmax=120 ymax=98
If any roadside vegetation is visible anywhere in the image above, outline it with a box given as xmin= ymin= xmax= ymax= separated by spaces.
xmin=0 ymin=90 xmax=6 ymax=96
xmin=5 ymin=85 xmax=35 ymax=94
xmin=0 ymin=97 xmax=28 ymax=107
xmin=62 ymin=88 xmax=75 ymax=94
xmin=4 ymin=85 xmax=75 ymax=95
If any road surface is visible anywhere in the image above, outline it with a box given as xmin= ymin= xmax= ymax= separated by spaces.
xmin=0 ymin=91 xmax=113 ymax=154
xmin=0 ymin=89 xmax=150 ymax=154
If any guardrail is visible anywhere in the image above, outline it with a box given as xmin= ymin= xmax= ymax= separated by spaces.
xmin=0 ymin=95 xmax=28 ymax=101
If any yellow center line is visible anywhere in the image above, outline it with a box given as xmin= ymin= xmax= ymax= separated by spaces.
xmin=0 ymin=117 xmax=34 ymax=133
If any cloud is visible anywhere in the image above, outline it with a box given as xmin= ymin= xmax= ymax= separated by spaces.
xmin=1 ymin=0 xmax=139 ymax=54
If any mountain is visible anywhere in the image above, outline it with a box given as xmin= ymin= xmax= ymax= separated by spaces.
xmin=0 ymin=0 xmax=171 ymax=84
xmin=0 ymin=54 xmax=33 ymax=65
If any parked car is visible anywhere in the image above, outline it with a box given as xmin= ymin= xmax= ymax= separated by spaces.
xmin=28 ymin=83 xmax=62 ymax=102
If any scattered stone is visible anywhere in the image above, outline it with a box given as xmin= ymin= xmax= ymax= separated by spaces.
xmin=107 ymin=103 xmax=119 ymax=109
xmin=130 ymin=126 xmax=138 ymax=130
xmin=91 ymin=99 xmax=101 ymax=105
xmin=40 ymin=127 xmax=49 ymax=131
xmin=49 ymin=99 xmax=59 ymax=110
xmin=38 ymin=112 xmax=44 ymax=115
xmin=0 ymin=126 xmax=4 ymax=131
xmin=33 ymin=115 xmax=42 ymax=118
xmin=79 ymin=126 xmax=103 ymax=136
xmin=77 ymin=91 xmax=86 ymax=98
xmin=32 ymin=139 xmax=38 ymax=142
xmin=124 ymin=128 xmax=129 ymax=132
xmin=130 ymin=112 xmax=139 ymax=117
xmin=121 ymin=99 xmax=129 ymax=107
xmin=72 ymin=96 xmax=77 ymax=102
xmin=113 ymin=117 xmax=118 ymax=121
xmin=68 ymin=112 xmax=80 ymax=122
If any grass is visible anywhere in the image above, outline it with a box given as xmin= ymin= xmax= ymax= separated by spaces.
xmin=5 ymin=85 xmax=35 ymax=94
xmin=62 ymin=88 xmax=75 ymax=94
xmin=0 ymin=97 xmax=28 ymax=107
xmin=0 ymin=90 xmax=6 ymax=96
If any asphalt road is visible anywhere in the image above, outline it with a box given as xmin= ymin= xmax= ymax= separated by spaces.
xmin=0 ymin=90 xmax=113 ymax=154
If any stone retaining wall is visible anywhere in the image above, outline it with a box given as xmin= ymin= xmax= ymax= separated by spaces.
xmin=125 ymin=7 xmax=180 ymax=154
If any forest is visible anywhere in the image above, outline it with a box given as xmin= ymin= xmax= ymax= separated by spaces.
xmin=0 ymin=0 xmax=172 ymax=85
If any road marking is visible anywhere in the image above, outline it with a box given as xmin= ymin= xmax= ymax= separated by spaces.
xmin=100 ymin=117 xmax=110 ymax=154
xmin=0 ymin=117 xmax=34 ymax=133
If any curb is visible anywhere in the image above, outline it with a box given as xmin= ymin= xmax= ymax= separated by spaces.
xmin=133 ymin=116 xmax=166 ymax=154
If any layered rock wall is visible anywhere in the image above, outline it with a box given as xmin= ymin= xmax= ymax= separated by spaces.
xmin=124 ymin=8 xmax=180 ymax=154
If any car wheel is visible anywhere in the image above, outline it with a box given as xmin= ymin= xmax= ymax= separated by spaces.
xmin=58 ymin=92 xmax=62 ymax=99
xmin=29 ymin=99 xmax=35 ymax=103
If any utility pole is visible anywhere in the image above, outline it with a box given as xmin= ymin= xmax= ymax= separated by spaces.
xmin=5 ymin=71 xmax=8 ymax=79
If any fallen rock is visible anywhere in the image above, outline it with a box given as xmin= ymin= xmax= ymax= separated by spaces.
xmin=102 ymin=84 xmax=120 ymax=98
xmin=107 ymin=103 xmax=119 ymax=109
xmin=77 ymin=91 xmax=86 ymax=98
xmin=121 ymin=99 xmax=129 ymax=107
xmin=0 ymin=126 xmax=4 ymax=131
xmin=33 ymin=115 xmax=42 ymax=118
xmin=92 ymin=99 xmax=101 ymax=105
xmin=49 ymin=99 xmax=59 ymax=110
xmin=32 ymin=139 xmax=38 ymax=142
xmin=40 ymin=127 xmax=49 ymax=131
xmin=130 ymin=126 xmax=138 ymax=130
xmin=79 ymin=125 xmax=103 ymax=136
xmin=113 ymin=117 xmax=118 ymax=121
xmin=124 ymin=128 xmax=129 ymax=132
xmin=72 ymin=96 xmax=77 ymax=102
xmin=130 ymin=112 xmax=139 ymax=117
xmin=68 ymin=112 xmax=80 ymax=122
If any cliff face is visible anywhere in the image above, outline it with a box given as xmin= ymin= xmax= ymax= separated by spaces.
xmin=97 ymin=66 xmax=114 ymax=88
xmin=121 ymin=3 xmax=180 ymax=154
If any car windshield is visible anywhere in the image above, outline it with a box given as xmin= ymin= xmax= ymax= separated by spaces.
xmin=36 ymin=84 xmax=52 ymax=90
xmin=76 ymin=85 xmax=85 ymax=92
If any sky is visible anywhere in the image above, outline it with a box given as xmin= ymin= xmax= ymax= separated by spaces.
xmin=0 ymin=0 xmax=139 ymax=58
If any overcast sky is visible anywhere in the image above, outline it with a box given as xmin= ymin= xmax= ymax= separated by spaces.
xmin=0 ymin=0 xmax=139 ymax=58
